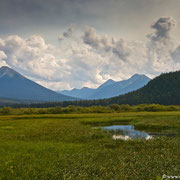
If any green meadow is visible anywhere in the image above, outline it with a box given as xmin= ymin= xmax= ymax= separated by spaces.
xmin=0 ymin=112 xmax=180 ymax=179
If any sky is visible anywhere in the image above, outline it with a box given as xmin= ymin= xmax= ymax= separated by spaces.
xmin=0 ymin=0 xmax=180 ymax=90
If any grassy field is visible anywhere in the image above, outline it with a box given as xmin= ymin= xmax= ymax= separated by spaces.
xmin=0 ymin=112 xmax=180 ymax=179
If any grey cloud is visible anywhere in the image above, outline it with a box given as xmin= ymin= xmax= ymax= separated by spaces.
xmin=83 ymin=26 xmax=132 ymax=61
xmin=1 ymin=0 xmax=180 ymax=45
xmin=59 ymin=25 xmax=74 ymax=41
xmin=112 ymin=39 xmax=132 ymax=61
xmin=83 ymin=26 xmax=112 ymax=52
xmin=82 ymin=17 xmax=179 ymax=77
xmin=63 ymin=25 xmax=74 ymax=38
xmin=146 ymin=16 xmax=179 ymax=74
xmin=150 ymin=16 xmax=176 ymax=41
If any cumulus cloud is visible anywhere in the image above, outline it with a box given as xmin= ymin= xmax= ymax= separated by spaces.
xmin=150 ymin=16 xmax=176 ymax=41
xmin=82 ymin=27 xmax=149 ymax=80
xmin=82 ymin=17 xmax=180 ymax=78
xmin=0 ymin=16 xmax=180 ymax=91
xmin=82 ymin=26 xmax=146 ymax=62
xmin=0 ymin=34 xmax=108 ymax=90
xmin=0 ymin=35 xmax=70 ymax=81
xmin=112 ymin=39 xmax=132 ymax=61
xmin=83 ymin=26 xmax=112 ymax=52
xmin=146 ymin=16 xmax=180 ymax=74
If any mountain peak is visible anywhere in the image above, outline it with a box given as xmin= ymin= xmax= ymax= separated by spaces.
xmin=106 ymin=79 xmax=114 ymax=83
xmin=130 ymin=74 xmax=150 ymax=80
xmin=0 ymin=66 xmax=20 ymax=78
xmin=98 ymin=79 xmax=116 ymax=90
xmin=82 ymin=87 xmax=90 ymax=90
xmin=131 ymin=74 xmax=141 ymax=78
xmin=0 ymin=66 xmax=11 ymax=72
xmin=0 ymin=66 xmax=77 ymax=101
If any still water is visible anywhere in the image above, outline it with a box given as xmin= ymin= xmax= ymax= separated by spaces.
xmin=102 ymin=125 xmax=152 ymax=140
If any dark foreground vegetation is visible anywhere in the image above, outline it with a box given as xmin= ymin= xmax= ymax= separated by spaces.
xmin=1 ymin=104 xmax=180 ymax=115
xmin=0 ymin=112 xmax=179 ymax=179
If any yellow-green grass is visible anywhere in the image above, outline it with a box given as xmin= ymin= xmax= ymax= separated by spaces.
xmin=0 ymin=112 xmax=180 ymax=179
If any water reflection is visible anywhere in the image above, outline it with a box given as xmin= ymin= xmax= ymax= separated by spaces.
xmin=102 ymin=125 xmax=152 ymax=140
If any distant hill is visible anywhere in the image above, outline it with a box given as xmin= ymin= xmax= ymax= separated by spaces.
xmin=58 ymin=74 xmax=150 ymax=99
xmin=0 ymin=97 xmax=42 ymax=107
xmin=0 ymin=66 xmax=77 ymax=102
xmin=59 ymin=87 xmax=96 ymax=99
xmin=106 ymin=71 xmax=180 ymax=105
xmin=89 ymin=74 xmax=150 ymax=99
xmin=32 ymin=70 xmax=180 ymax=107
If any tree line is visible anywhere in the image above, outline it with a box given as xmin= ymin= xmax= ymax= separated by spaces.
xmin=1 ymin=104 xmax=180 ymax=115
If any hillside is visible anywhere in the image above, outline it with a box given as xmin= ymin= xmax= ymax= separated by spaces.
xmin=89 ymin=74 xmax=150 ymax=99
xmin=59 ymin=74 xmax=150 ymax=99
xmin=59 ymin=87 xmax=96 ymax=99
xmin=29 ymin=70 xmax=180 ymax=107
xmin=0 ymin=66 xmax=77 ymax=102
xmin=105 ymin=71 xmax=180 ymax=105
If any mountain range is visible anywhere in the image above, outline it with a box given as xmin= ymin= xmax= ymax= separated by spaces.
xmin=0 ymin=66 xmax=77 ymax=102
xmin=106 ymin=70 xmax=180 ymax=105
xmin=21 ymin=70 xmax=180 ymax=108
xmin=35 ymin=70 xmax=180 ymax=107
xmin=58 ymin=74 xmax=151 ymax=99
xmin=0 ymin=66 xmax=179 ymax=107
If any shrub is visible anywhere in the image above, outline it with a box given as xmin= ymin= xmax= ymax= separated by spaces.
xmin=119 ymin=104 xmax=132 ymax=112
xmin=48 ymin=107 xmax=63 ymax=114
xmin=108 ymin=104 xmax=121 ymax=111
xmin=0 ymin=107 xmax=14 ymax=115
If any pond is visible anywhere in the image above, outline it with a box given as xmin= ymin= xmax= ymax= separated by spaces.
xmin=101 ymin=125 xmax=152 ymax=140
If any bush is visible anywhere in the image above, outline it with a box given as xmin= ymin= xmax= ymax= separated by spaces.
xmin=0 ymin=107 xmax=14 ymax=115
xmin=0 ymin=104 xmax=180 ymax=115
xmin=22 ymin=108 xmax=35 ymax=114
xmin=108 ymin=104 xmax=121 ymax=111
xmin=48 ymin=107 xmax=63 ymax=114
xmin=119 ymin=104 xmax=132 ymax=112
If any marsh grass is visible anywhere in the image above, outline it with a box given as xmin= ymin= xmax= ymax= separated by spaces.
xmin=0 ymin=112 xmax=179 ymax=179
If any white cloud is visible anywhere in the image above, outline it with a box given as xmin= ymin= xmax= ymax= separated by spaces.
xmin=0 ymin=34 xmax=107 ymax=90
xmin=0 ymin=16 xmax=180 ymax=91
xmin=0 ymin=35 xmax=70 ymax=82
xmin=0 ymin=51 xmax=7 ymax=66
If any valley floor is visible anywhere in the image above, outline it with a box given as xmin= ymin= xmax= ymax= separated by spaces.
xmin=0 ymin=112 xmax=180 ymax=179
